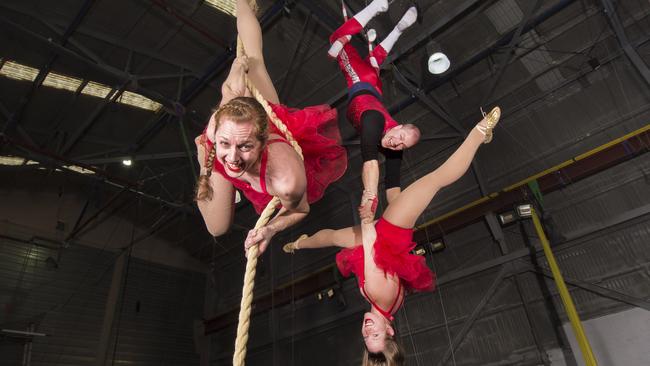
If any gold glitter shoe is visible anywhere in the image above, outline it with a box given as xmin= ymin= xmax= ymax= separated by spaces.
xmin=476 ymin=106 xmax=501 ymax=144
xmin=282 ymin=234 xmax=308 ymax=254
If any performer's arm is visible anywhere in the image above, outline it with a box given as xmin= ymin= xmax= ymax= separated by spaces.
xmin=244 ymin=194 xmax=309 ymax=257
xmin=194 ymin=136 xmax=236 ymax=236
xmin=383 ymin=149 xmax=403 ymax=204
xmin=360 ymin=110 xmax=385 ymax=210
xmin=219 ymin=56 xmax=250 ymax=107
xmin=359 ymin=197 xmax=380 ymax=277
xmin=244 ymin=143 xmax=310 ymax=256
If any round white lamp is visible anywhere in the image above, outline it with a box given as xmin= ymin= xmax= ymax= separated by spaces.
xmin=428 ymin=52 xmax=451 ymax=74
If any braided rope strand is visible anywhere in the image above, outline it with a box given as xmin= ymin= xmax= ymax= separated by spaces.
xmin=232 ymin=2 xmax=305 ymax=363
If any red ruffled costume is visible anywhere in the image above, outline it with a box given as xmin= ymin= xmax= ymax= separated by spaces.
xmin=206 ymin=103 xmax=347 ymax=214
xmin=336 ymin=218 xmax=435 ymax=293
xmin=331 ymin=18 xmax=399 ymax=133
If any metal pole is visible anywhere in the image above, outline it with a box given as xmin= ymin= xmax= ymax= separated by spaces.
xmin=530 ymin=208 xmax=598 ymax=366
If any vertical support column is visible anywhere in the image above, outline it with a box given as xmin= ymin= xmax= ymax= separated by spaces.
xmin=485 ymin=212 xmax=550 ymax=365
xmin=530 ymin=209 xmax=598 ymax=366
xmin=94 ymin=250 xmax=128 ymax=366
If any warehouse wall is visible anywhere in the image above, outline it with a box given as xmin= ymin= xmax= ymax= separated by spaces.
xmin=0 ymin=232 xmax=205 ymax=365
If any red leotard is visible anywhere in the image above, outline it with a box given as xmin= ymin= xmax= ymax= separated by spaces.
xmin=330 ymin=18 xmax=399 ymax=133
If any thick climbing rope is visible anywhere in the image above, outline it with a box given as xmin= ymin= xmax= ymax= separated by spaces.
xmin=232 ymin=2 xmax=304 ymax=365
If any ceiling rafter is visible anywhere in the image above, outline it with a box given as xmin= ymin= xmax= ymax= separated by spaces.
xmin=2 ymin=0 xmax=95 ymax=136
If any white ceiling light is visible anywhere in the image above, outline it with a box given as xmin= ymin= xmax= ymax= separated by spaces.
xmin=204 ymin=0 xmax=236 ymax=16
xmin=0 ymin=61 xmax=162 ymax=112
xmin=122 ymin=158 xmax=133 ymax=167
xmin=428 ymin=52 xmax=451 ymax=74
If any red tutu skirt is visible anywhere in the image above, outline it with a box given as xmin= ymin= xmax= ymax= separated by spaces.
xmin=336 ymin=218 xmax=435 ymax=292
xmin=267 ymin=103 xmax=347 ymax=207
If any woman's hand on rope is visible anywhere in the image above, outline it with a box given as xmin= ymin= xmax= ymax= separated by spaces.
xmin=233 ymin=55 xmax=249 ymax=73
xmin=244 ymin=226 xmax=277 ymax=258
xmin=358 ymin=190 xmax=378 ymax=224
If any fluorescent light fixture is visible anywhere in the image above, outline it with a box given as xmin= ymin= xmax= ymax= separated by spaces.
xmin=204 ymin=0 xmax=236 ymax=16
xmin=413 ymin=246 xmax=426 ymax=256
xmin=516 ymin=204 xmax=533 ymax=218
xmin=119 ymin=91 xmax=162 ymax=111
xmin=81 ymin=81 xmax=112 ymax=99
xmin=43 ymin=73 xmax=83 ymax=92
xmin=429 ymin=240 xmax=446 ymax=252
xmin=499 ymin=211 xmax=517 ymax=225
xmin=0 ymin=156 xmax=38 ymax=166
xmin=0 ymin=61 xmax=162 ymax=111
xmin=63 ymin=165 xmax=95 ymax=175
xmin=0 ymin=61 xmax=38 ymax=81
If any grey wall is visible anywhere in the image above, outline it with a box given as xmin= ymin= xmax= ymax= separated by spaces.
xmin=0 ymin=228 xmax=205 ymax=365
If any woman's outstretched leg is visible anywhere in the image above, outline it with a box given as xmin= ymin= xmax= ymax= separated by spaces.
xmin=382 ymin=107 xmax=501 ymax=229
xmin=236 ymin=0 xmax=279 ymax=104
xmin=283 ymin=226 xmax=361 ymax=253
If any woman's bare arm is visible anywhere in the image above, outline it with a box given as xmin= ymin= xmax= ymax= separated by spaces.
xmin=195 ymin=137 xmax=236 ymax=236
xmin=220 ymin=56 xmax=250 ymax=107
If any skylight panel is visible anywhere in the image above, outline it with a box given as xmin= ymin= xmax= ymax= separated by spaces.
xmin=0 ymin=60 xmax=163 ymax=112
xmin=62 ymin=165 xmax=95 ymax=175
xmin=43 ymin=73 xmax=83 ymax=92
xmin=205 ymin=0 xmax=236 ymax=16
xmin=0 ymin=61 xmax=38 ymax=82
xmin=119 ymin=91 xmax=162 ymax=112
xmin=0 ymin=156 xmax=38 ymax=166
xmin=81 ymin=81 xmax=113 ymax=99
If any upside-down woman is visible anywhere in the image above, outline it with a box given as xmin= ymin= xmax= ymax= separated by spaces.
xmin=281 ymin=107 xmax=502 ymax=365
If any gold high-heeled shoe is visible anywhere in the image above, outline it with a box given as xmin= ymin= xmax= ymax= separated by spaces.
xmin=282 ymin=234 xmax=308 ymax=254
xmin=477 ymin=106 xmax=501 ymax=144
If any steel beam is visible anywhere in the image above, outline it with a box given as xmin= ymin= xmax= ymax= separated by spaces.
xmin=0 ymin=16 xmax=179 ymax=115
xmin=2 ymin=134 xmax=193 ymax=213
xmin=391 ymin=65 xmax=465 ymax=134
xmin=131 ymin=1 xmax=288 ymax=152
xmin=601 ymin=0 xmax=650 ymax=87
xmin=435 ymin=266 xmax=509 ymax=366
xmin=65 ymin=188 xmax=129 ymax=244
xmin=2 ymin=0 xmax=95 ymax=134
xmin=484 ymin=211 xmax=551 ymax=365
xmin=414 ymin=125 xmax=650 ymax=242
xmin=279 ymin=12 xmax=313 ymax=101
xmin=480 ymin=0 xmax=543 ymax=106
xmin=526 ymin=265 xmax=650 ymax=312
xmin=388 ymin=0 xmax=577 ymax=116
xmin=59 ymin=84 xmax=128 ymax=155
